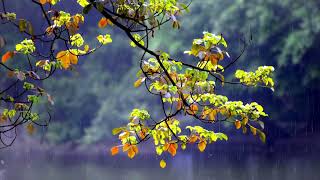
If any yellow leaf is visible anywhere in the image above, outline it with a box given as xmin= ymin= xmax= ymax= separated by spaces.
xmin=242 ymin=116 xmax=249 ymax=125
xmin=2 ymin=51 xmax=14 ymax=63
xmin=98 ymin=17 xmax=108 ymax=28
xmin=110 ymin=146 xmax=119 ymax=156
xmin=56 ymin=51 xmax=78 ymax=69
xmin=234 ymin=120 xmax=241 ymax=129
xmin=198 ymin=140 xmax=206 ymax=152
xmin=208 ymin=109 xmax=217 ymax=121
xmin=84 ymin=44 xmax=89 ymax=52
xmin=160 ymin=159 xmax=166 ymax=168
xmin=134 ymin=78 xmax=143 ymax=88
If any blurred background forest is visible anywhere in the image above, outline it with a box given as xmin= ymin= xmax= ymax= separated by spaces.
xmin=0 ymin=0 xmax=320 ymax=180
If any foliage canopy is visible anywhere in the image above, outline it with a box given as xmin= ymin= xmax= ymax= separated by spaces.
xmin=0 ymin=0 xmax=275 ymax=167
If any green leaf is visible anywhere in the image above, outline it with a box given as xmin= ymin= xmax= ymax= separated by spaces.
xmin=19 ymin=19 xmax=27 ymax=32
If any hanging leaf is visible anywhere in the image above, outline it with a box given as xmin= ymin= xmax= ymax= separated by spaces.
xmin=134 ymin=77 xmax=145 ymax=88
xmin=250 ymin=126 xmax=257 ymax=136
xmin=112 ymin=127 xmax=124 ymax=135
xmin=19 ymin=19 xmax=27 ymax=32
xmin=98 ymin=17 xmax=108 ymax=28
xmin=198 ymin=140 xmax=206 ymax=152
xmin=56 ymin=50 xmax=78 ymax=69
xmin=26 ymin=123 xmax=35 ymax=135
xmin=39 ymin=0 xmax=48 ymax=5
xmin=166 ymin=143 xmax=177 ymax=157
xmin=257 ymin=130 xmax=266 ymax=143
xmin=208 ymin=109 xmax=217 ymax=121
xmin=242 ymin=116 xmax=249 ymax=125
xmin=189 ymin=135 xmax=198 ymax=143
xmin=110 ymin=146 xmax=119 ymax=156
xmin=187 ymin=104 xmax=198 ymax=115
xmin=160 ymin=159 xmax=166 ymax=168
xmin=127 ymin=145 xmax=138 ymax=159
xmin=1 ymin=51 xmax=14 ymax=63
xmin=234 ymin=120 xmax=241 ymax=129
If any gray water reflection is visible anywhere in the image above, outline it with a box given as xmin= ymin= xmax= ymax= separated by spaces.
xmin=0 ymin=150 xmax=319 ymax=180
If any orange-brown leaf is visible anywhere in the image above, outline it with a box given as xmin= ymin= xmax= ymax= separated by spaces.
xmin=39 ymin=0 xmax=48 ymax=5
xmin=189 ymin=135 xmax=198 ymax=143
xmin=187 ymin=104 xmax=198 ymax=115
xmin=122 ymin=143 xmax=131 ymax=152
xmin=127 ymin=145 xmax=138 ymax=159
xmin=167 ymin=144 xmax=177 ymax=157
xmin=69 ymin=53 xmax=78 ymax=65
xmin=26 ymin=123 xmax=35 ymax=135
xmin=56 ymin=51 xmax=78 ymax=69
xmin=235 ymin=120 xmax=241 ymax=129
xmin=250 ymin=126 xmax=257 ymax=136
xmin=198 ymin=140 xmax=207 ymax=152
xmin=0 ymin=114 xmax=8 ymax=123
xmin=110 ymin=146 xmax=119 ymax=156
xmin=98 ymin=17 xmax=108 ymax=28
xmin=2 ymin=51 xmax=14 ymax=63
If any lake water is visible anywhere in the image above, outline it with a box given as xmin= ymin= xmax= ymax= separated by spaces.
xmin=0 ymin=145 xmax=319 ymax=180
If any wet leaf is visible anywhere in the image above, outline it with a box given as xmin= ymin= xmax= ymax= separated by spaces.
xmin=98 ymin=17 xmax=108 ymax=28
xmin=250 ymin=126 xmax=257 ymax=136
xmin=26 ymin=123 xmax=35 ymax=135
xmin=112 ymin=127 xmax=123 ymax=135
xmin=160 ymin=159 xmax=166 ymax=168
xmin=134 ymin=78 xmax=144 ymax=88
xmin=2 ymin=51 xmax=14 ymax=63
xmin=198 ymin=140 xmax=206 ymax=152
xmin=127 ymin=145 xmax=138 ymax=159
xmin=56 ymin=51 xmax=78 ymax=69
xmin=234 ymin=120 xmax=241 ymax=129
xmin=110 ymin=146 xmax=119 ymax=156
xmin=167 ymin=144 xmax=177 ymax=157
xmin=19 ymin=19 xmax=27 ymax=32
